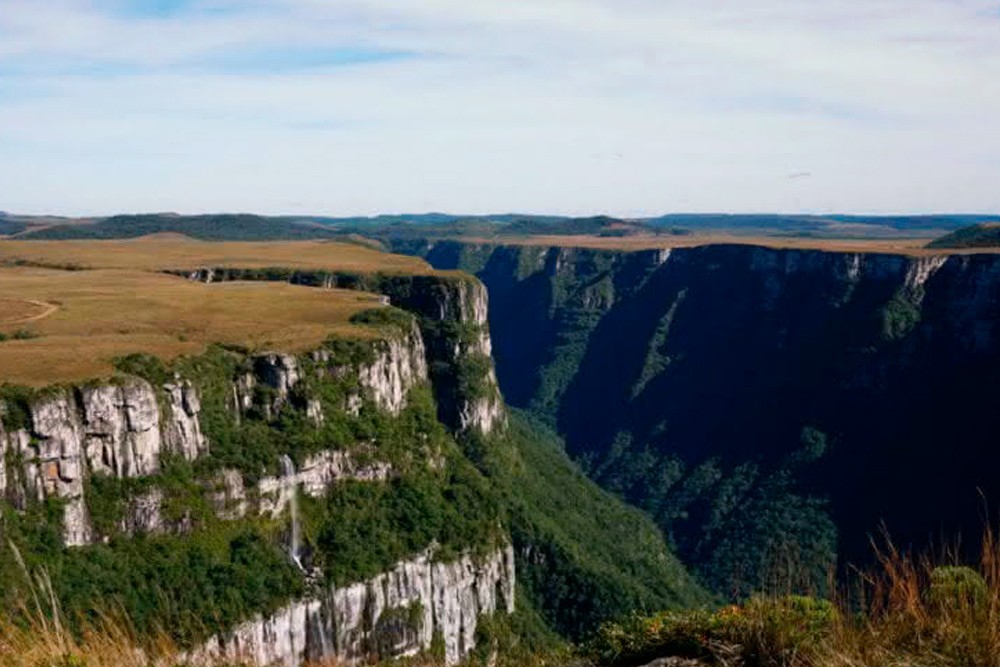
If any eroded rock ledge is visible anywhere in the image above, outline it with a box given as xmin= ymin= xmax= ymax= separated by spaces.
xmin=193 ymin=544 xmax=515 ymax=667
xmin=176 ymin=268 xmax=506 ymax=435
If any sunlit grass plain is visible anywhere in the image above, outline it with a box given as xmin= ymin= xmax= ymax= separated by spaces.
xmin=0 ymin=236 xmax=444 ymax=386
xmin=0 ymin=234 xmax=434 ymax=273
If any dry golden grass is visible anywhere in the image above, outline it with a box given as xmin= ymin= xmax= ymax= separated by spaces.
xmin=0 ymin=298 xmax=55 ymax=324
xmin=818 ymin=529 xmax=1000 ymax=667
xmin=457 ymin=233 xmax=989 ymax=257
xmin=0 ymin=234 xmax=437 ymax=273
xmin=0 ymin=267 xmax=386 ymax=386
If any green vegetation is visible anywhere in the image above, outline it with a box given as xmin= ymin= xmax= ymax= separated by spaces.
xmin=882 ymin=291 xmax=922 ymax=341
xmin=0 ymin=505 xmax=303 ymax=646
xmin=928 ymin=223 xmax=1000 ymax=249
xmin=588 ymin=595 xmax=837 ymax=667
xmin=470 ymin=414 xmax=708 ymax=640
xmin=22 ymin=214 xmax=343 ymax=241
xmin=1 ymin=322 xmax=508 ymax=647
xmin=0 ymin=330 xmax=39 ymax=343
xmin=582 ymin=529 xmax=1000 ymax=667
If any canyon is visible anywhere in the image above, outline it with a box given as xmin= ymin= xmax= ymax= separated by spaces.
xmin=398 ymin=239 xmax=1000 ymax=593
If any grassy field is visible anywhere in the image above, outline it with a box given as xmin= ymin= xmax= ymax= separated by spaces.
xmin=0 ymin=298 xmax=55 ymax=325
xmin=0 ymin=234 xmax=435 ymax=273
xmin=456 ymin=233 xmax=988 ymax=256
xmin=0 ymin=261 xmax=406 ymax=387
xmin=0 ymin=236 xmax=462 ymax=385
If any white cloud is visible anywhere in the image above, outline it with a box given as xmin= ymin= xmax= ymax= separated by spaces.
xmin=0 ymin=0 xmax=998 ymax=215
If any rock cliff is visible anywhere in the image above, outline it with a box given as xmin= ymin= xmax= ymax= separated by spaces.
xmin=194 ymin=545 xmax=515 ymax=666
xmin=176 ymin=268 xmax=505 ymax=435
xmin=400 ymin=239 xmax=1000 ymax=589
xmin=1 ymin=294 xmax=516 ymax=666
xmin=0 ymin=316 xmax=431 ymax=545
xmin=0 ymin=379 xmax=208 ymax=545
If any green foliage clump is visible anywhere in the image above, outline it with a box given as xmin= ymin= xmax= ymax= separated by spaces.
xmin=588 ymin=596 xmax=837 ymax=667
xmin=0 ymin=384 xmax=35 ymax=431
xmin=928 ymin=566 xmax=988 ymax=611
xmin=882 ymin=292 xmax=921 ymax=341
xmin=114 ymin=353 xmax=174 ymax=386
xmin=309 ymin=457 xmax=503 ymax=584
xmin=0 ymin=329 xmax=39 ymax=343
xmin=0 ymin=501 xmax=302 ymax=646
xmin=349 ymin=306 xmax=416 ymax=335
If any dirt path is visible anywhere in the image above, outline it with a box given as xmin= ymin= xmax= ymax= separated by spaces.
xmin=0 ymin=298 xmax=58 ymax=325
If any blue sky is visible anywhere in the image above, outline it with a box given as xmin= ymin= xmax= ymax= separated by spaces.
xmin=1 ymin=0 xmax=999 ymax=217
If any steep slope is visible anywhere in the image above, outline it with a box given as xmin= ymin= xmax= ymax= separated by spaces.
xmin=0 ymin=241 xmax=705 ymax=662
xmin=474 ymin=414 xmax=706 ymax=640
xmin=400 ymin=240 xmax=1000 ymax=595
xmin=1 ymin=301 xmax=509 ymax=665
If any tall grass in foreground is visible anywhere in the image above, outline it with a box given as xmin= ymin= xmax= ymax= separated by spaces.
xmin=12 ymin=528 xmax=1000 ymax=667
xmin=591 ymin=526 xmax=1000 ymax=667
xmin=0 ymin=543 xmax=179 ymax=667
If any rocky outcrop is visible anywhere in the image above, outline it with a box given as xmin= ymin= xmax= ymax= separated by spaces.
xmin=357 ymin=325 xmax=428 ymax=415
xmin=195 ymin=544 xmax=515 ymax=667
xmin=164 ymin=379 xmax=209 ymax=460
xmin=0 ymin=379 xmax=210 ymax=545
xmin=81 ymin=381 xmax=162 ymax=478
xmin=257 ymin=452 xmax=393 ymax=517
xmin=17 ymin=391 xmax=91 ymax=546
xmin=254 ymin=354 xmax=302 ymax=417
xmin=120 ymin=488 xmax=165 ymax=536
xmin=379 ymin=277 xmax=505 ymax=435
xmin=178 ymin=267 xmax=504 ymax=435
xmin=242 ymin=323 xmax=428 ymax=421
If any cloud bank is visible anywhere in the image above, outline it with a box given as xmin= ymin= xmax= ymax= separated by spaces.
xmin=1 ymin=0 xmax=998 ymax=216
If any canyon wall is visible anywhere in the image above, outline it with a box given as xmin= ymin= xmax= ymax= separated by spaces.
xmin=0 ymin=277 xmax=515 ymax=665
xmin=195 ymin=545 xmax=515 ymax=667
xmin=401 ymin=240 xmax=1000 ymax=592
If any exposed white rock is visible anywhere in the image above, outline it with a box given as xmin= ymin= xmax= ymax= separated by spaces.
xmin=211 ymin=469 xmax=248 ymax=520
xmin=252 ymin=354 xmax=301 ymax=417
xmin=358 ymin=325 xmax=428 ymax=415
xmin=257 ymin=354 xmax=301 ymax=398
xmin=905 ymin=255 xmax=949 ymax=296
xmin=29 ymin=392 xmax=92 ymax=546
xmin=258 ymin=450 xmax=392 ymax=516
xmin=436 ymin=281 xmax=505 ymax=435
xmin=164 ymin=379 xmax=209 ymax=461
xmin=195 ymin=544 xmax=515 ymax=667
xmin=120 ymin=488 xmax=164 ymax=536
xmin=306 ymin=399 xmax=325 ymax=425
xmin=81 ymin=380 xmax=162 ymax=478
xmin=233 ymin=372 xmax=257 ymax=415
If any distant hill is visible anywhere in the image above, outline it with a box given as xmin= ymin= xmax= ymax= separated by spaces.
xmin=21 ymin=213 xmax=342 ymax=241
xmin=927 ymin=223 xmax=1000 ymax=249
xmin=12 ymin=210 xmax=1000 ymax=243
xmin=643 ymin=214 xmax=1000 ymax=238
xmin=0 ymin=218 xmax=26 ymax=236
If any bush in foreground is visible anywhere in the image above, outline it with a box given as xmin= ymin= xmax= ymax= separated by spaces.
xmin=588 ymin=526 xmax=1000 ymax=667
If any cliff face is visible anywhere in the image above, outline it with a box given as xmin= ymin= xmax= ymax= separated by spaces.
xmin=403 ymin=240 xmax=1000 ymax=591
xmin=0 ymin=379 xmax=208 ymax=545
xmin=0 ymin=327 xmax=429 ymax=546
xmin=179 ymin=268 xmax=505 ymax=436
xmin=0 ymin=296 xmax=515 ymax=665
xmin=195 ymin=545 xmax=515 ymax=667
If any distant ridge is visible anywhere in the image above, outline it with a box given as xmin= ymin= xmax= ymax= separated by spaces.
xmin=22 ymin=213 xmax=343 ymax=241
xmin=12 ymin=211 xmax=1000 ymax=243
xmin=928 ymin=222 xmax=1000 ymax=249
